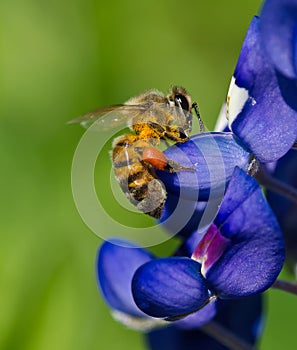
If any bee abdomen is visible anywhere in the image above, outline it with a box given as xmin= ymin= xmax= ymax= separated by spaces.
xmin=136 ymin=178 xmax=166 ymax=219
xmin=111 ymin=134 xmax=166 ymax=219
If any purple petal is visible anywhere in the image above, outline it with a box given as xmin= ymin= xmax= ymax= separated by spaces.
xmin=204 ymin=168 xmax=285 ymax=298
xmin=260 ymin=0 xmax=297 ymax=79
xmin=97 ymin=239 xmax=153 ymax=317
xmin=157 ymin=132 xmax=251 ymax=201
xmin=229 ymin=17 xmax=297 ymax=162
xmin=132 ymin=257 xmax=211 ymax=319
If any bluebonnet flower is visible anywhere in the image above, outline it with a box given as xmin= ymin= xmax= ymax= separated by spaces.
xmin=226 ymin=16 xmax=297 ymax=163
xmin=97 ymin=166 xmax=280 ymax=320
xmin=132 ymin=168 xmax=284 ymax=318
xmin=97 ymin=240 xmax=264 ymax=348
xmin=97 ymin=238 xmax=217 ymax=330
xmin=96 ymin=168 xmax=275 ymax=348
xmin=94 ymin=1 xmax=297 ymax=348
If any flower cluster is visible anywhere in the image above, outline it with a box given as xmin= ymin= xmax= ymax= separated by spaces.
xmin=94 ymin=0 xmax=297 ymax=348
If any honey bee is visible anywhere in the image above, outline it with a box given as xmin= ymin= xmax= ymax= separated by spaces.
xmin=69 ymin=86 xmax=202 ymax=219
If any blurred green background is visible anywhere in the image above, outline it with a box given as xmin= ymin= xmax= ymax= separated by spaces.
xmin=0 ymin=0 xmax=295 ymax=349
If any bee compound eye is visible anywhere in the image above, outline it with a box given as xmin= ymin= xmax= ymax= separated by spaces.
xmin=174 ymin=94 xmax=190 ymax=111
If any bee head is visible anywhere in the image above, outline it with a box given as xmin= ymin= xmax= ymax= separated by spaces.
xmin=167 ymin=86 xmax=193 ymax=132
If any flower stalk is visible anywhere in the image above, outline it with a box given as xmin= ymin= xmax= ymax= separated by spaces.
xmin=255 ymin=164 xmax=297 ymax=205
xmin=272 ymin=279 xmax=297 ymax=296
xmin=201 ymin=321 xmax=257 ymax=350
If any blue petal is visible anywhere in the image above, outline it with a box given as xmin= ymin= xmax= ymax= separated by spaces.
xmin=132 ymin=257 xmax=211 ymax=318
xmin=259 ymin=0 xmax=297 ymax=111
xmin=175 ymin=300 xmax=217 ymax=329
xmin=159 ymin=190 xmax=208 ymax=238
xmin=157 ymin=132 xmax=251 ymax=201
xmin=146 ymin=294 xmax=263 ymax=350
xmin=260 ymin=0 xmax=297 ymax=79
xmin=175 ymin=230 xmax=206 ymax=258
xmin=230 ymin=17 xmax=297 ymax=162
xmin=266 ymin=150 xmax=297 ymax=266
xmin=147 ymin=325 xmax=224 ymax=350
xmin=214 ymin=168 xmax=259 ymax=226
xmin=275 ymin=71 xmax=297 ymax=111
xmin=97 ymin=239 xmax=153 ymax=317
xmin=215 ymin=294 xmax=264 ymax=344
xmin=205 ymin=168 xmax=285 ymax=298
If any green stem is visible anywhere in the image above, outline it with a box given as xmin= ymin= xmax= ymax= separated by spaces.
xmin=201 ymin=321 xmax=257 ymax=350
xmin=272 ymin=279 xmax=297 ymax=296
xmin=254 ymin=164 xmax=297 ymax=205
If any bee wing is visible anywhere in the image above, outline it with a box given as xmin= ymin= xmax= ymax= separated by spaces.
xmin=67 ymin=104 xmax=149 ymax=130
xmin=68 ymin=101 xmax=193 ymax=132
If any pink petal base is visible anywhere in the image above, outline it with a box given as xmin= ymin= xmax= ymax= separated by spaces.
xmin=192 ymin=224 xmax=231 ymax=277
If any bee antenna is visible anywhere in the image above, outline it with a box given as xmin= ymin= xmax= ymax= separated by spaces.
xmin=192 ymin=102 xmax=205 ymax=132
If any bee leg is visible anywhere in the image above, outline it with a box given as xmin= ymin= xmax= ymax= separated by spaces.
xmin=192 ymin=102 xmax=205 ymax=132
xmin=164 ymin=126 xmax=190 ymax=142
xmin=164 ymin=158 xmax=195 ymax=172
xmin=142 ymin=147 xmax=195 ymax=173
xmin=136 ymin=179 xmax=166 ymax=219
xmin=147 ymin=121 xmax=167 ymax=137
